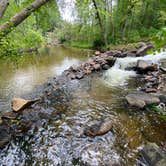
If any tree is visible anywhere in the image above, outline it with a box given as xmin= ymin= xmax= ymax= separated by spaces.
xmin=0 ymin=0 xmax=9 ymax=18
xmin=0 ymin=0 xmax=50 ymax=38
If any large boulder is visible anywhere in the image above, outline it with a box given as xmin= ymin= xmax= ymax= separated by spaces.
xmin=84 ymin=119 xmax=113 ymax=137
xmin=11 ymin=98 xmax=38 ymax=112
xmin=136 ymin=42 xmax=154 ymax=56
xmin=152 ymin=92 xmax=166 ymax=104
xmin=139 ymin=143 xmax=166 ymax=166
xmin=106 ymin=57 xmax=116 ymax=67
xmin=125 ymin=91 xmax=160 ymax=108
xmin=136 ymin=60 xmax=158 ymax=73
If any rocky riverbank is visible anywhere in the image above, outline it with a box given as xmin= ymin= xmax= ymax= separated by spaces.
xmin=0 ymin=42 xmax=166 ymax=165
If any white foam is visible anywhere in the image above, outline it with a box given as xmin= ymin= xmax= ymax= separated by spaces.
xmin=103 ymin=51 xmax=166 ymax=86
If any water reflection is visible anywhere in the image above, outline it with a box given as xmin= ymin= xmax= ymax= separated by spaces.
xmin=0 ymin=46 xmax=89 ymax=102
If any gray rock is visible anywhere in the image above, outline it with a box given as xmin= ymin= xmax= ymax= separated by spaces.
xmin=126 ymin=91 xmax=160 ymax=108
xmin=102 ymin=64 xmax=110 ymax=70
xmin=137 ymin=60 xmax=158 ymax=73
xmin=106 ymin=57 xmax=116 ymax=67
xmin=75 ymin=71 xmax=84 ymax=79
xmin=136 ymin=42 xmax=154 ymax=56
xmin=140 ymin=143 xmax=166 ymax=166
xmin=152 ymin=92 xmax=166 ymax=104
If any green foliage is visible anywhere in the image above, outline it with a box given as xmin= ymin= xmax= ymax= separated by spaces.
xmin=125 ymin=30 xmax=141 ymax=43
xmin=53 ymin=0 xmax=166 ymax=49
xmin=0 ymin=36 xmax=17 ymax=58
xmin=0 ymin=0 xmax=60 ymax=57
xmin=148 ymin=104 xmax=166 ymax=122
xmin=152 ymin=27 xmax=166 ymax=49
xmin=35 ymin=0 xmax=60 ymax=33
xmin=0 ymin=0 xmax=166 ymax=56
xmin=70 ymin=42 xmax=93 ymax=49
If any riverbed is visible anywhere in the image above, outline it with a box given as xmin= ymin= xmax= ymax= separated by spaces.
xmin=0 ymin=46 xmax=166 ymax=166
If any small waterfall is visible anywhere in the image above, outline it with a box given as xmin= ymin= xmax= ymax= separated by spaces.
xmin=103 ymin=51 xmax=166 ymax=86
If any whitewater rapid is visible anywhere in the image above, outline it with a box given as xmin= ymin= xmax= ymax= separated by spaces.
xmin=103 ymin=51 xmax=166 ymax=86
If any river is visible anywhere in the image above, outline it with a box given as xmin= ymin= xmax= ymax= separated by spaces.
xmin=0 ymin=46 xmax=166 ymax=165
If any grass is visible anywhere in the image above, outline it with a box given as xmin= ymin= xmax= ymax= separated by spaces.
xmin=69 ymin=42 xmax=93 ymax=49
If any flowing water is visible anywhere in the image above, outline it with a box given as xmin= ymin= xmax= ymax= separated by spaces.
xmin=0 ymin=46 xmax=89 ymax=112
xmin=0 ymin=47 xmax=166 ymax=166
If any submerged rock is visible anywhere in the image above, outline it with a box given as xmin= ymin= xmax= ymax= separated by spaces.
xmin=139 ymin=142 xmax=166 ymax=166
xmin=126 ymin=91 xmax=160 ymax=108
xmin=0 ymin=125 xmax=11 ymax=149
xmin=11 ymin=98 xmax=38 ymax=112
xmin=84 ymin=119 xmax=113 ymax=137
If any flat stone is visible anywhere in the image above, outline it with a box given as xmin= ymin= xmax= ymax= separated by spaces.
xmin=11 ymin=98 xmax=37 ymax=112
xmin=1 ymin=111 xmax=18 ymax=119
xmin=126 ymin=91 xmax=160 ymax=108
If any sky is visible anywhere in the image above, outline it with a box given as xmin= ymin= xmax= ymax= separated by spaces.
xmin=57 ymin=0 xmax=117 ymax=22
xmin=57 ymin=0 xmax=77 ymax=22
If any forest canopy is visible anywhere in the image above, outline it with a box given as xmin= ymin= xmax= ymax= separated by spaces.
xmin=0 ymin=0 xmax=166 ymax=57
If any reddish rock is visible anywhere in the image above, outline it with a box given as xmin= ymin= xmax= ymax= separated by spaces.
xmin=84 ymin=119 xmax=113 ymax=137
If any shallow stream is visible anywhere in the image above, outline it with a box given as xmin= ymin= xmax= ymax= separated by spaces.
xmin=0 ymin=46 xmax=166 ymax=166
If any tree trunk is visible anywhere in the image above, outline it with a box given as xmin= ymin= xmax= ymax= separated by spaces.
xmin=110 ymin=0 xmax=115 ymax=42
xmin=92 ymin=0 xmax=108 ymax=48
xmin=92 ymin=0 xmax=103 ymax=30
xmin=0 ymin=0 xmax=50 ymax=38
xmin=0 ymin=0 xmax=9 ymax=18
